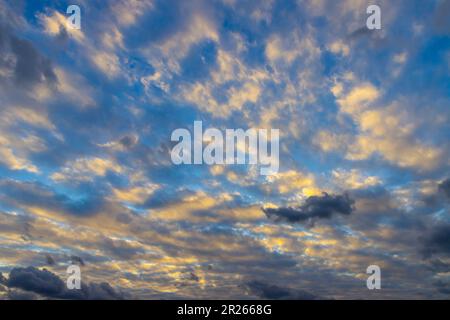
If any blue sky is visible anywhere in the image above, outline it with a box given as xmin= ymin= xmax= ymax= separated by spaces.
xmin=0 ymin=0 xmax=450 ymax=299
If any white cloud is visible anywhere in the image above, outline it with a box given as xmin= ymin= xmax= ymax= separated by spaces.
xmin=329 ymin=40 xmax=350 ymax=57
xmin=51 ymin=157 xmax=123 ymax=182
xmin=332 ymin=169 xmax=381 ymax=190
xmin=39 ymin=10 xmax=85 ymax=43
xmin=331 ymin=81 xmax=443 ymax=171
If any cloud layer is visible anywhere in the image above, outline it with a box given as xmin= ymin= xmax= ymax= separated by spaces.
xmin=0 ymin=0 xmax=449 ymax=299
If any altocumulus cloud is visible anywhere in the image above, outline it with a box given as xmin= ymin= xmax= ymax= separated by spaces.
xmin=245 ymin=281 xmax=322 ymax=300
xmin=421 ymin=224 xmax=450 ymax=258
xmin=1 ymin=0 xmax=449 ymax=300
xmin=262 ymin=193 xmax=354 ymax=224
xmin=0 ymin=22 xmax=57 ymax=88
xmin=439 ymin=178 xmax=450 ymax=199
xmin=0 ymin=179 xmax=105 ymax=217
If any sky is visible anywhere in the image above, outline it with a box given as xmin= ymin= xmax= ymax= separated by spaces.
xmin=0 ymin=0 xmax=450 ymax=300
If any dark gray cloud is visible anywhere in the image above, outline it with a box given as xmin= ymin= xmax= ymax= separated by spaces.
xmin=188 ymin=272 xmax=199 ymax=282
xmin=9 ymin=36 xmax=57 ymax=86
xmin=0 ymin=180 xmax=105 ymax=217
xmin=262 ymin=193 xmax=354 ymax=224
xmin=347 ymin=26 xmax=373 ymax=40
xmin=0 ymin=22 xmax=57 ymax=88
xmin=421 ymin=224 xmax=450 ymax=258
xmin=245 ymin=281 xmax=321 ymax=300
xmin=115 ymin=212 xmax=134 ymax=224
xmin=7 ymin=289 xmax=39 ymax=300
xmin=119 ymin=134 xmax=139 ymax=149
xmin=439 ymin=178 xmax=450 ymax=199
xmin=433 ymin=280 xmax=450 ymax=295
xmin=7 ymin=267 xmax=66 ymax=297
xmin=102 ymin=237 xmax=145 ymax=260
xmin=63 ymin=281 xmax=126 ymax=300
xmin=70 ymin=255 xmax=85 ymax=266
xmin=45 ymin=254 xmax=56 ymax=266
xmin=427 ymin=259 xmax=450 ymax=273
xmin=434 ymin=0 xmax=450 ymax=35
xmin=6 ymin=266 xmax=126 ymax=300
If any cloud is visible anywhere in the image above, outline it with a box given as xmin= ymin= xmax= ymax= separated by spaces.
xmin=245 ymin=281 xmax=321 ymax=300
xmin=265 ymin=32 xmax=320 ymax=66
xmin=393 ymin=52 xmax=407 ymax=65
xmin=45 ymin=255 xmax=55 ymax=266
xmin=0 ymin=142 xmax=39 ymax=173
xmin=102 ymin=237 xmax=145 ymax=260
xmin=10 ymin=37 xmax=56 ymax=86
xmin=0 ymin=0 xmax=449 ymax=300
xmin=439 ymin=178 xmax=450 ymax=199
xmin=52 ymin=68 xmax=96 ymax=108
xmin=99 ymin=134 xmax=139 ymax=152
xmin=7 ymin=289 xmax=39 ymax=300
xmin=433 ymin=280 xmax=450 ymax=295
xmin=313 ymin=130 xmax=351 ymax=153
xmin=421 ymin=224 xmax=450 ymax=258
xmin=264 ymin=170 xmax=320 ymax=196
xmin=7 ymin=267 xmax=66 ymax=297
xmin=427 ymin=259 xmax=450 ymax=273
xmin=113 ymin=184 xmax=159 ymax=205
xmin=70 ymin=256 xmax=85 ymax=267
xmin=433 ymin=0 xmax=450 ymax=35
xmin=0 ymin=23 xmax=57 ymax=88
xmin=38 ymin=7 xmax=122 ymax=79
xmin=38 ymin=10 xmax=84 ymax=43
xmin=91 ymin=51 xmax=121 ymax=78
xmin=6 ymin=266 xmax=126 ymax=300
xmin=1 ymin=106 xmax=55 ymax=130
xmin=332 ymin=82 xmax=443 ymax=171
xmin=263 ymin=193 xmax=354 ymax=224
xmin=0 ymin=103 xmax=64 ymax=174
xmin=112 ymin=0 xmax=154 ymax=27
xmin=331 ymin=169 xmax=381 ymax=190
xmin=51 ymin=157 xmax=123 ymax=182
xmin=0 ymin=179 xmax=105 ymax=217
xmin=336 ymin=82 xmax=380 ymax=114
xmin=328 ymin=40 xmax=350 ymax=57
